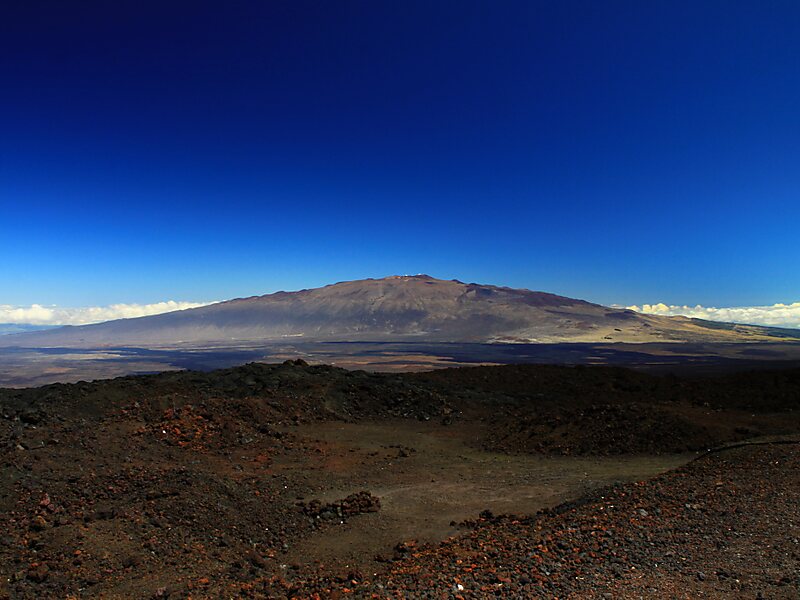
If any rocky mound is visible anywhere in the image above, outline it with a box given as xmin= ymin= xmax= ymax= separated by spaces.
xmin=3 ymin=362 xmax=799 ymax=458
xmin=418 ymin=364 xmax=800 ymax=455
xmin=482 ymin=403 xmax=711 ymax=455
xmin=300 ymin=491 xmax=381 ymax=524
xmin=0 ymin=360 xmax=452 ymax=431
xmin=417 ymin=363 xmax=800 ymax=413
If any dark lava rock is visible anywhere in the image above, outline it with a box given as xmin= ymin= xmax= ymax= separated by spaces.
xmin=302 ymin=491 xmax=381 ymax=522
xmin=25 ymin=564 xmax=49 ymax=583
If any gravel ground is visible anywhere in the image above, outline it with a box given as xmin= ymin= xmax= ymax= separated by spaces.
xmin=1 ymin=362 xmax=798 ymax=599
xmin=285 ymin=442 xmax=799 ymax=599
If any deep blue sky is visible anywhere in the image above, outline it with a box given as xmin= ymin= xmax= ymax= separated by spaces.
xmin=1 ymin=1 xmax=799 ymax=308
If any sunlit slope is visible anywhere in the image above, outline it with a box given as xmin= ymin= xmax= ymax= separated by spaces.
xmin=1 ymin=276 xmax=796 ymax=348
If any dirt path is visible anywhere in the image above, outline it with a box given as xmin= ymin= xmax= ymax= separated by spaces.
xmin=282 ymin=420 xmax=692 ymax=572
xmin=346 ymin=442 xmax=800 ymax=599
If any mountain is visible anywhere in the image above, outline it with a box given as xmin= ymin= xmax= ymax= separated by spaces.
xmin=0 ymin=275 xmax=795 ymax=348
xmin=0 ymin=324 xmax=57 ymax=336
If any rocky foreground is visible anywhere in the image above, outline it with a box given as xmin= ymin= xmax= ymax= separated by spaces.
xmin=1 ymin=361 xmax=799 ymax=598
xmin=298 ymin=442 xmax=799 ymax=599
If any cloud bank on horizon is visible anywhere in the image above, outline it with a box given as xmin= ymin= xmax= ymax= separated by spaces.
xmin=2 ymin=298 xmax=799 ymax=330
xmin=626 ymin=301 xmax=800 ymax=329
xmin=0 ymin=301 xmax=215 ymax=326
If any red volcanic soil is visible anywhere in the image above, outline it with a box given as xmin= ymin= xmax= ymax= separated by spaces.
xmin=1 ymin=361 xmax=799 ymax=598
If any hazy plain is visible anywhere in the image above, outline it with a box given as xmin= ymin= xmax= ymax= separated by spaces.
xmin=3 ymin=341 xmax=800 ymax=387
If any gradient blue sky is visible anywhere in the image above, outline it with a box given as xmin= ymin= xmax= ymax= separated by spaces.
xmin=2 ymin=1 xmax=799 ymax=309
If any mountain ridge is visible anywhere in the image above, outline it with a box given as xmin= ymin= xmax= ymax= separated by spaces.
xmin=0 ymin=275 xmax=795 ymax=348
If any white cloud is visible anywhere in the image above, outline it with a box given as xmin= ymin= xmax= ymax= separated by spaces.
xmin=624 ymin=301 xmax=800 ymax=329
xmin=0 ymin=301 xmax=215 ymax=326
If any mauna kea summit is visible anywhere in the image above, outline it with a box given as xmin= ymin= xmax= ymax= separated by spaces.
xmin=1 ymin=276 xmax=795 ymax=349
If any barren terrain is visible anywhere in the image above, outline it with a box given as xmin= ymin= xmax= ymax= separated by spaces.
xmin=1 ymin=361 xmax=798 ymax=598
xmin=3 ymin=341 xmax=800 ymax=388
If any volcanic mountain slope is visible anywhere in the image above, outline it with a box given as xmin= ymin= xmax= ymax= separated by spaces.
xmin=1 ymin=275 xmax=795 ymax=348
